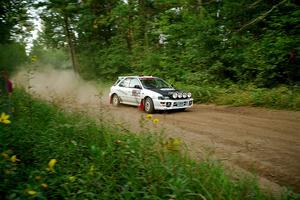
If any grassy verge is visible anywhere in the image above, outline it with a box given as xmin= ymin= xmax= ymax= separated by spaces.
xmin=179 ymin=84 xmax=300 ymax=110
xmin=0 ymin=89 xmax=298 ymax=199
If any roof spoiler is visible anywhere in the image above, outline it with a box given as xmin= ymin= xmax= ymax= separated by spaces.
xmin=118 ymin=76 xmax=126 ymax=80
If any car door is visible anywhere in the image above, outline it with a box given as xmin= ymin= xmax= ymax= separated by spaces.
xmin=117 ymin=78 xmax=131 ymax=103
xmin=128 ymin=78 xmax=142 ymax=105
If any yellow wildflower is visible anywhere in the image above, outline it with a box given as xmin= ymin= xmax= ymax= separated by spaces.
xmin=93 ymin=20 xmax=98 ymax=29
xmin=31 ymin=55 xmax=37 ymax=63
xmin=146 ymin=114 xmax=152 ymax=119
xmin=115 ymin=140 xmax=122 ymax=145
xmin=68 ymin=176 xmax=76 ymax=182
xmin=89 ymin=165 xmax=95 ymax=175
xmin=10 ymin=155 xmax=20 ymax=163
xmin=173 ymin=138 xmax=182 ymax=146
xmin=153 ymin=118 xmax=159 ymax=124
xmin=47 ymin=159 xmax=57 ymax=172
xmin=165 ymin=138 xmax=182 ymax=151
xmin=35 ymin=176 xmax=41 ymax=181
xmin=0 ymin=112 xmax=11 ymax=124
xmin=41 ymin=183 xmax=48 ymax=189
xmin=1 ymin=152 xmax=9 ymax=159
xmin=4 ymin=167 xmax=16 ymax=175
xmin=26 ymin=189 xmax=38 ymax=196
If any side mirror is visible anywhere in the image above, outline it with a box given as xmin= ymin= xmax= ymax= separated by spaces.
xmin=134 ymin=85 xmax=142 ymax=89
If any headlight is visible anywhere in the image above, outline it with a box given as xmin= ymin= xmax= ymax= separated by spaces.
xmin=172 ymin=92 xmax=178 ymax=99
xmin=182 ymin=93 xmax=187 ymax=98
xmin=178 ymin=92 xmax=183 ymax=98
xmin=187 ymin=92 xmax=192 ymax=98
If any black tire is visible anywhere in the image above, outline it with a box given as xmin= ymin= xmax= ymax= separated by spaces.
xmin=144 ymin=97 xmax=154 ymax=113
xmin=112 ymin=94 xmax=120 ymax=106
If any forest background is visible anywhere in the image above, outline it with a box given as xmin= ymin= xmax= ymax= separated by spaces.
xmin=1 ymin=0 xmax=300 ymax=109
xmin=1 ymin=1 xmax=300 ymax=198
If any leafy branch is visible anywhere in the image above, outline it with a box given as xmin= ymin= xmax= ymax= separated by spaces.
xmin=237 ymin=0 xmax=288 ymax=32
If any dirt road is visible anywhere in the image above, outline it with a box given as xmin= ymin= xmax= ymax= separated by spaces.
xmin=108 ymin=103 xmax=300 ymax=193
xmin=14 ymin=69 xmax=300 ymax=193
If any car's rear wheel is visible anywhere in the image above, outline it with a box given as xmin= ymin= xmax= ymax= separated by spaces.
xmin=112 ymin=94 xmax=120 ymax=106
xmin=144 ymin=97 xmax=154 ymax=113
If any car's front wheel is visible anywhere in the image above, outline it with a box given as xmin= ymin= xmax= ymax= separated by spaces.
xmin=144 ymin=97 xmax=154 ymax=113
xmin=112 ymin=94 xmax=120 ymax=106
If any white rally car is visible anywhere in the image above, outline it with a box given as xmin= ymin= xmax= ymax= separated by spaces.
xmin=109 ymin=76 xmax=193 ymax=113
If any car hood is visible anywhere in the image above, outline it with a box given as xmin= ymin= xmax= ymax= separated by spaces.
xmin=146 ymin=88 xmax=181 ymax=97
xmin=147 ymin=89 xmax=178 ymax=96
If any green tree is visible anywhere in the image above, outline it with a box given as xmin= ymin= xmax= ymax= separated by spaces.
xmin=0 ymin=0 xmax=31 ymax=44
xmin=0 ymin=0 xmax=31 ymax=72
xmin=37 ymin=0 xmax=81 ymax=74
xmin=35 ymin=0 xmax=300 ymax=86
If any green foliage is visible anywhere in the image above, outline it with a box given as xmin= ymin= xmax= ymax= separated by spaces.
xmin=2 ymin=89 xmax=297 ymax=199
xmin=178 ymin=83 xmax=221 ymax=103
xmin=215 ymin=85 xmax=300 ymax=110
xmin=78 ymin=39 xmax=132 ymax=80
xmin=30 ymin=46 xmax=72 ymax=70
xmin=180 ymin=83 xmax=300 ymax=110
xmin=33 ymin=0 xmax=300 ymax=86
xmin=0 ymin=43 xmax=27 ymax=73
xmin=241 ymin=32 xmax=299 ymax=87
xmin=0 ymin=0 xmax=32 ymax=44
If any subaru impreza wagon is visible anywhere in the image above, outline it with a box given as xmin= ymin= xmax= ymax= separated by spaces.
xmin=109 ymin=76 xmax=193 ymax=113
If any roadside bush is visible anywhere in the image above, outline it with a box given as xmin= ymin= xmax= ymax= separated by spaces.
xmin=176 ymin=82 xmax=300 ymax=110
xmin=177 ymin=84 xmax=220 ymax=103
xmin=0 ymin=43 xmax=27 ymax=73
xmin=214 ymin=85 xmax=300 ymax=110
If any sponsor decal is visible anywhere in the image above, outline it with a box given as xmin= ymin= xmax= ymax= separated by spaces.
xmin=132 ymin=90 xmax=141 ymax=97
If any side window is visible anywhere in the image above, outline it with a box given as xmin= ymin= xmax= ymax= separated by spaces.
xmin=119 ymin=78 xmax=130 ymax=88
xmin=129 ymin=78 xmax=141 ymax=88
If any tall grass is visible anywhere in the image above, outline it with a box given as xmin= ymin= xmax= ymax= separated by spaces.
xmin=179 ymin=84 xmax=300 ymax=110
xmin=0 ymin=89 xmax=298 ymax=199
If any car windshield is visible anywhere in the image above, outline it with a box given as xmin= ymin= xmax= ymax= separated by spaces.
xmin=139 ymin=78 xmax=172 ymax=89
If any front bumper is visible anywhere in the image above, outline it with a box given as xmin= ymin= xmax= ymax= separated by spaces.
xmin=153 ymin=98 xmax=193 ymax=110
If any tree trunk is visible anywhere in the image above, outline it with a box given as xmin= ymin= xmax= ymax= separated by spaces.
xmin=198 ymin=0 xmax=204 ymax=19
xmin=126 ymin=0 xmax=134 ymax=51
xmin=63 ymin=14 xmax=79 ymax=74
xmin=138 ymin=0 xmax=147 ymax=47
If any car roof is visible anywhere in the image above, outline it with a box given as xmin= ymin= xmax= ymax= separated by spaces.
xmin=118 ymin=76 xmax=158 ymax=80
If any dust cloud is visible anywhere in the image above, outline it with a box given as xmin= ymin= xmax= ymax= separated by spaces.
xmin=13 ymin=68 xmax=109 ymax=109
